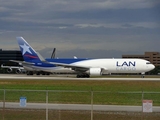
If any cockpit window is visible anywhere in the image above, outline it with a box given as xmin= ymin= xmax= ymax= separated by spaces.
xmin=146 ymin=62 xmax=151 ymax=64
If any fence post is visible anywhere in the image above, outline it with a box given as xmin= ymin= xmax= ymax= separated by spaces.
xmin=3 ymin=89 xmax=5 ymax=120
xmin=142 ymin=90 xmax=144 ymax=111
xmin=91 ymin=89 xmax=93 ymax=120
xmin=46 ymin=89 xmax=48 ymax=120
xmin=141 ymin=90 xmax=144 ymax=120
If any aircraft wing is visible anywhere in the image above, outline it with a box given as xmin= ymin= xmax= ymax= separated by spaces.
xmin=48 ymin=62 xmax=90 ymax=72
xmin=48 ymin=61 xmax=108 ymax=73
xmin=36 ymin=51 xmax=89 ymax=71
xmin=10 ymin=60 xmax=35 ymax=65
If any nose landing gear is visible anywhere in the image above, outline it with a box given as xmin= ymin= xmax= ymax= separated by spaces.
xmin=141 ymin=72 xmax=145 ymax=78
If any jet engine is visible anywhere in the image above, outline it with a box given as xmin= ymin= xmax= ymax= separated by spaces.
xmin=16 ymin=69 xmax=22 ymax=74
xmin=7 ymin=68 xmax=12 ymax=73
xmin=88 ymin=68 xmax=102 ymax=76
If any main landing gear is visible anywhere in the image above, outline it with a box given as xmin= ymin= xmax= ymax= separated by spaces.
xmin=141 ymin=72 xmax=145 ymax=78
xmin=27 ymin=71 xmax=34 ymax=75
xmin=76 ymin=74 xmax=90 ymax=78
xmin=26 ymin=71 xmax=50 ymax=75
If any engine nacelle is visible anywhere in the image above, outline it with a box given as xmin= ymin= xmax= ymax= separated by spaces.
xmin=7 ymin=68 xmax=12 ymax=73
xmin=16 ymin=69 xmax=22 ymax=74
xmin=88 ymin=68 xmax=102 ymax=76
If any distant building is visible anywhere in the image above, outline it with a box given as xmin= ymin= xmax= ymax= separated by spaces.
xmin=122 ymin=52 xmax=160 ymax=66
xmin=0 ymin=49 xmax=23 ymax=66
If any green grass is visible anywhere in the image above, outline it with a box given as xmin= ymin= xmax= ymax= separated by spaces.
xmin=0 ymin=79 xmax=160 ymax=105
xmin=0 ymin=78 xmax=160 ymax=120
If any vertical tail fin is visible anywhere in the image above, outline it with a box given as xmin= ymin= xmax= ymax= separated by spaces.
xmin=17 ymin=37 xmax=40 ymax=62
xmin=51 ymin=48 xmax=56 ymax=59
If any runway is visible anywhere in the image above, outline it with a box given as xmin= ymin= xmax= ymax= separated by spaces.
xmin=0 ymin=74 xmax=160 ymax=81
xmin=1 ymin=102 xmax=160 ymax=112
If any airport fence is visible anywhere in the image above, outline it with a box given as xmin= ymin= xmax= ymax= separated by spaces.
xmin=0 ymin=89 xmax=160 ymax=120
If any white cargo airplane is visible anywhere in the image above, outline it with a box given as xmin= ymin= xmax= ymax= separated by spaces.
xmin=11 ymin=37 xmax=155 ymax=78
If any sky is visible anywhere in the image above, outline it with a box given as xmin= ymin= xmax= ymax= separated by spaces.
xmin=0 ymin=0 xmax=160 ymax=58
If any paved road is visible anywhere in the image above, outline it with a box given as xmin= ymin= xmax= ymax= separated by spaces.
xmin=0 ymin=102 xmax=160 ymax=112
xmin=0 ymin=74 xmax=160 ymax=81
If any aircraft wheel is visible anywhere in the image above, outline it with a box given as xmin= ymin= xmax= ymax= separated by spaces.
xmin=42 ymin=72 xmax=46 ymax=75
xmin=76 ymin=75 xmax=80 ymax=78
xmin=27 ymin=71 xmax=34 ymax=75
xmin=86 ymin=74 xmax=90 ymax=78
xmin=84 ymin=74 xmax=90 ymax=78
xmin=36 ymin=72 xmax=40 ymax=75
xmin=77 ymin=74 xmax=90 ymax=78
xmin=46 ymin=72 xmax=50 ymax=75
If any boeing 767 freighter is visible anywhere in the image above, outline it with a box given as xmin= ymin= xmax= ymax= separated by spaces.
xmin=11 ymin=37 xmax=155 ymax=78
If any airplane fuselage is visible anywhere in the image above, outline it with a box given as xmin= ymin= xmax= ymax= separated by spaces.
xmin=24 ymin=58 xmax=154 ymax=75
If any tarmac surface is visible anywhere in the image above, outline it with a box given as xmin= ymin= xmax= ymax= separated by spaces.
xmin=0 ymin=74 xmax=160 ymax=81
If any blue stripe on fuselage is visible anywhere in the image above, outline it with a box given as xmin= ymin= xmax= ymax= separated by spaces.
xmin=31 ymin=58 xmax=89 ymax=67
xmin=29 ymin=60 xmax=56 ymax=67
xmin=45 ymin=58 xmax=88 ymax=64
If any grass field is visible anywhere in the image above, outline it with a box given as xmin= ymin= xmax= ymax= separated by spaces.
xmin=0 ymin=77 xmax=160 ymax=120
xmin=0 ymin=78 xmax=160 ymax=105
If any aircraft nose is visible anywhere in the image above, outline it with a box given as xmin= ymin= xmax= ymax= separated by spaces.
xmin=151 ymin=64 xmax=155 ymax=70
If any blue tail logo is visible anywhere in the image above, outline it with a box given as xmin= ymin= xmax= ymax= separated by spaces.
xmin=17 ymin=37 xmax=40 ymax=61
